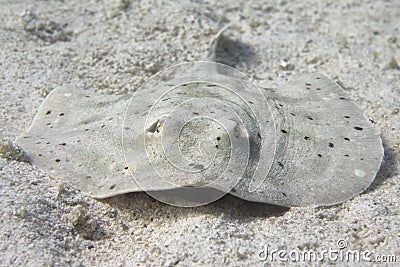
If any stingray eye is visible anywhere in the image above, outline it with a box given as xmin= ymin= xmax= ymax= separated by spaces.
xmin=15 ymin=62 xmax=383 ymax=208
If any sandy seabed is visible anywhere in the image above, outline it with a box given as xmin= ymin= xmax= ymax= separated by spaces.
xmin=0 ymin=0 xmax=399 ymax=266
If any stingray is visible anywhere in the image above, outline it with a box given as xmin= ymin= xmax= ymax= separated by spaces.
xmin=15 ymin=24 xmax=384 ymax=207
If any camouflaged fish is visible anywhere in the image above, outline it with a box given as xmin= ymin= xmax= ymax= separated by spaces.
xmin=15 ymin=24 xmax=383 ymax=207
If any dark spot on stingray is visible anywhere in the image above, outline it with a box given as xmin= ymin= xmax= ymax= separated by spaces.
xmin=316 ymin=77 xmax=320 ymax=79
xmin=161 ymin=98 xmax=171 ymax=102
xmin=248 ymin=101 xmax=254 ymax=104
xmin=282 ymin=192 xmax=287 ymax=197
xmin=344 ymin=115 xmax=350 ymax=118
xmin=206 ymin=84 xmax=217 ymax=87
xmin=38 ymin=154 xmax=42 ymax=156
xmin=317 ymin=154 xmax=322 ymax=158
xmin=124 ymin=166 xmax=128 ymax=170
xmin=46 ymin=122 xmax=51 ymax=126
xmin=109 ymin=184 xmax=116 ymax=189
xmin=215 ymin=145 xmax=218 ymax=148
xmin=306 ymin=83 xmax=312 ymax=86
xmin=316 ymin=87 xmax=321 ymax=90
xmin=55 ymin=159 xmax=61 ymax=162
xmin=360 ymin=158 xmax=364 ymax=161
xmin=257 ymin=133 xmax=261 ymax=139
xmin=101 ymin=125 xmax=106 ymax=128
xmin=279 ymin=103 xmax=283 ymax=107
xmin=85 ymin=95 xmax=90 ymax=98
xmin=339 ymin=97 xmax=346 ymax=100
xmin=304 ymin=136 xmax=310 ymax=140
xmin=328 ymin=143 xmax=334 ymax=148
xmin=281 ymin=129 xmax=288 ymax=134
xmin=344 ymin=137 xmax=350 ymax=141
xmin=59 ymin=143 xmax=67 ymax=146
xmin=290 ymin=112 xmax=296 ymax=116
xmin=59 ymin=113 xmax=64 ymax=116
xmin=45 ymin=141 xmax=51 ymax=144
xmin=216 ymin=136 xmax=221 ymax=141
xmin=85 ymin=129 xmax=89 ymax=131
xmin=181 ymin=83 xmax=188 ymax=86
xmin=45 ymin=110 xmax=51 ymax=115
xmin=354 ymin=126 xmax=363 ymax=131
xmin=278 ymin=162 xmax=284 ymax=168
xmin=194 ymin=164 xmax=204 ymax=170
xmin=369 ymin=119 xmax=375 ymax=124
xmin=344 ymin=154 xmax=349 ymax=157
xmin=307 ymin=116 xmax=313 ymax=120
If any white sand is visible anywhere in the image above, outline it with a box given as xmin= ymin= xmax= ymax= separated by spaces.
xmin=0 ymin=0 xmax=399 ymax=265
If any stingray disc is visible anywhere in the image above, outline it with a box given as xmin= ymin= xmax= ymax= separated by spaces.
xmin=15 ymin=62 xmax=383 ymax=207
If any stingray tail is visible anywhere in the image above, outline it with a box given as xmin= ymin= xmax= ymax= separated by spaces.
xmin=202 ymin=20 xmax=233 ymax=62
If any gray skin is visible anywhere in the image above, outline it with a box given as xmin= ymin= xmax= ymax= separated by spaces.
xmin=15 ymin=25 xmax=383 ymax=207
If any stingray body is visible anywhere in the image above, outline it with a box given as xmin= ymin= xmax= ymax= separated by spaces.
xmin=15 ymin=25 xmax=383 ymax=207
